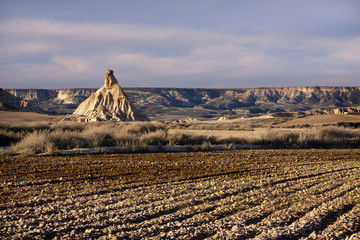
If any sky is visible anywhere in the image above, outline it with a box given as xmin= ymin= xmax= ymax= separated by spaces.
xmin=0 ymin=0 xmax=359 ymax=89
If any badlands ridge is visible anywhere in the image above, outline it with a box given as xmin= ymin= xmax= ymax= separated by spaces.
xmin=5 ymin=82 xmax=360 ymax=119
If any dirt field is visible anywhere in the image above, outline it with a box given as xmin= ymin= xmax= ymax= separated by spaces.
xmin=275 ymin=114 xmax=360 ymax=128
xmin=1 ymin=150 xmax=360 ymax=239
xmin=0 ymin=111 xmax=62 ymax=122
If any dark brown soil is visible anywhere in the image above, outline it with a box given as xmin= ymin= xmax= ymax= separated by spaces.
xmin=1 ymin=150 xmax=360 ymax=239
xmin=1 ymin=149 xmax=359 ymax=205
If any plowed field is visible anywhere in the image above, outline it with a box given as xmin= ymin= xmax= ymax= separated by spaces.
xmin=1 ymin=150 xmax=360 ymax=239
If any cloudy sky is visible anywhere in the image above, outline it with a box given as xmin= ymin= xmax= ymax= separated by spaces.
xmin=0 ymin=0 xmax=359 ymax=89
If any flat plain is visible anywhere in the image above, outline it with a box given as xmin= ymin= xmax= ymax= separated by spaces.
xmin=0 ymin=111 xmax=62 ymax=122
xmin=1 ymin=149 xmax=359 ymax=239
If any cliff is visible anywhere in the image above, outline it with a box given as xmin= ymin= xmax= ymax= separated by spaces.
xmin=6 ymin=86 xmax=360 ymax=119
xmin=7 ymin=88 xmax=96 ymax=115
xmin=325 ymin=106 xmax=360 ymax=115
xmin=0 ymin=88 xmax=37 ymax=112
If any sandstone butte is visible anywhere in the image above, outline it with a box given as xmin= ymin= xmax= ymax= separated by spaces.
xmin=73 ymin=70 xmax=149 ymax=121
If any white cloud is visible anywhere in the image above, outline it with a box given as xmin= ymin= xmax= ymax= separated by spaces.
xmin=50 ymin=56 xmax=91 ymax=73
xmin=0 ymin=18 xmax=359 ymax=88
xmin=332 ymin=37 xmax=360 ymax=62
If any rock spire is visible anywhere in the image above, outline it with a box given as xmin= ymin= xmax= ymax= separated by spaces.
xmin=73 ymin=70 xmax=149 ymax=121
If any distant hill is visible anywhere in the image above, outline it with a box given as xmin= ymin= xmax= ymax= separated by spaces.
xmin=6 ymin=86 xmax=360 ymax=119
xmin=0 ymin=88 xmax=37 ymax=112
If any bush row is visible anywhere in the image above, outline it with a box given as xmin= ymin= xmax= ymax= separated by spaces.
xmin=1 ymin=121 xmax=359 ymax=154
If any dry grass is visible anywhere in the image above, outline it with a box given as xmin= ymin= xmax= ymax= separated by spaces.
xmin=81 ymin=125 xmax=360 ymax=150
xmin=0 ymin=129 xmax=23 ymax=146
xmin=4 ymin=121 xmax=168 ymax=154
xmin=10 ymin=131 xmax=57 ymax=154
xmin=2 ymin=117 xmax=360 ymax=154
xmin=125 ymin=121 xmax=166 ymax=134
xmin=168 ymin=117 xmax=284 ymax=131
xmin=170 ymin=126 xmax=360 ymax=148
xmin=139 ymin=130 xmax=167 ymax=145
xmin=0 ymin=121 xmax=50 ymax=133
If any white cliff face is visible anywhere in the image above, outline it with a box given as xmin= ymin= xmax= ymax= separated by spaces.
xmin=73 ymin=70 xmax=149 ymax=121
xmin=53 ymin=89 xmax=96 ymax=105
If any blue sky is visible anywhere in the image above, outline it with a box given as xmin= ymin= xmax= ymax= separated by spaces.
xmin=0 ymin=0 xmax=359 ymax=88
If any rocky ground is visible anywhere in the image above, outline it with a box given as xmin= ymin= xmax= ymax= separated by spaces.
xmin=1 ymin=150 xmax=360 ymax=239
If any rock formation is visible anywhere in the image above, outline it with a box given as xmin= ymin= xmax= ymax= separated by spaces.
xmin=7 ymin=86 xmax=360 ymax=118
xmin=325 ymin=106 xmax=360 ymax=115
xmin=73 ymin=70 xmax=149 ymax=121
xmin=0 ymin=88 xmax=37 ymax=112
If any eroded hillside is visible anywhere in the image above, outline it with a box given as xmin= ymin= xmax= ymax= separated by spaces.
xmin=6 ymin=87 xmax=360 ymax=118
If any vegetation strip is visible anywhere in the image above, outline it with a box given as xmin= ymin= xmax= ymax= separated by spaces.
xmin=1 ymin=149 xmax=359 ymax=239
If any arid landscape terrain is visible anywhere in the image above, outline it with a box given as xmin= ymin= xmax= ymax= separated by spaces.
xmin=1 ymin=87 xmax=360 ymax=239
xmin=2 ymin=0 xmax=360 ymax=238
xmin=1 ymin=150 xmax=360 ymax=239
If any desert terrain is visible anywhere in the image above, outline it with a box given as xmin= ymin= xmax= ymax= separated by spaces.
xmin=1 ymin=150 xmax=360 ymax=239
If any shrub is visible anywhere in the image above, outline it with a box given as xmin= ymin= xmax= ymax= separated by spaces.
xmin=167 ymin=132 xmax=216 ymax=145
xmin=126 ymin=122 xmax=165 ymax=134
xmin=114 ymin=132 xmax=138 ymax=146
xmin=49 ymin=130 xmax=88 ymax=149
xmin=125 ymin=142 xmax=148 ymax=152
xmin=81 ymin=125 xmax=117 ymax=147
xmin=218 ymin=136 xmax=246 ymax=145
xmin=255 ymin=129 xmax=300 ymax=146
xmin=11 ymin=131 xmax=57 ymax=154
xmin=0 ymin=122 xmax=50 ymax=133
xmin=200 ymin=141 xmax=212 ymax=150
xmin=167 ymin=133 xmax=193 ymax=145
xmin=140 ymin=130 xmax=167 ymax=145
xmin=6 ymin=119 xmax=360 ymax=153
xmin=50 ymin=121 xmax=85 ymax=132
xmin=0 ymin=129 xmax=22 ymax=146
xmin=319 ymin=127 xmax=358 ymax=141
